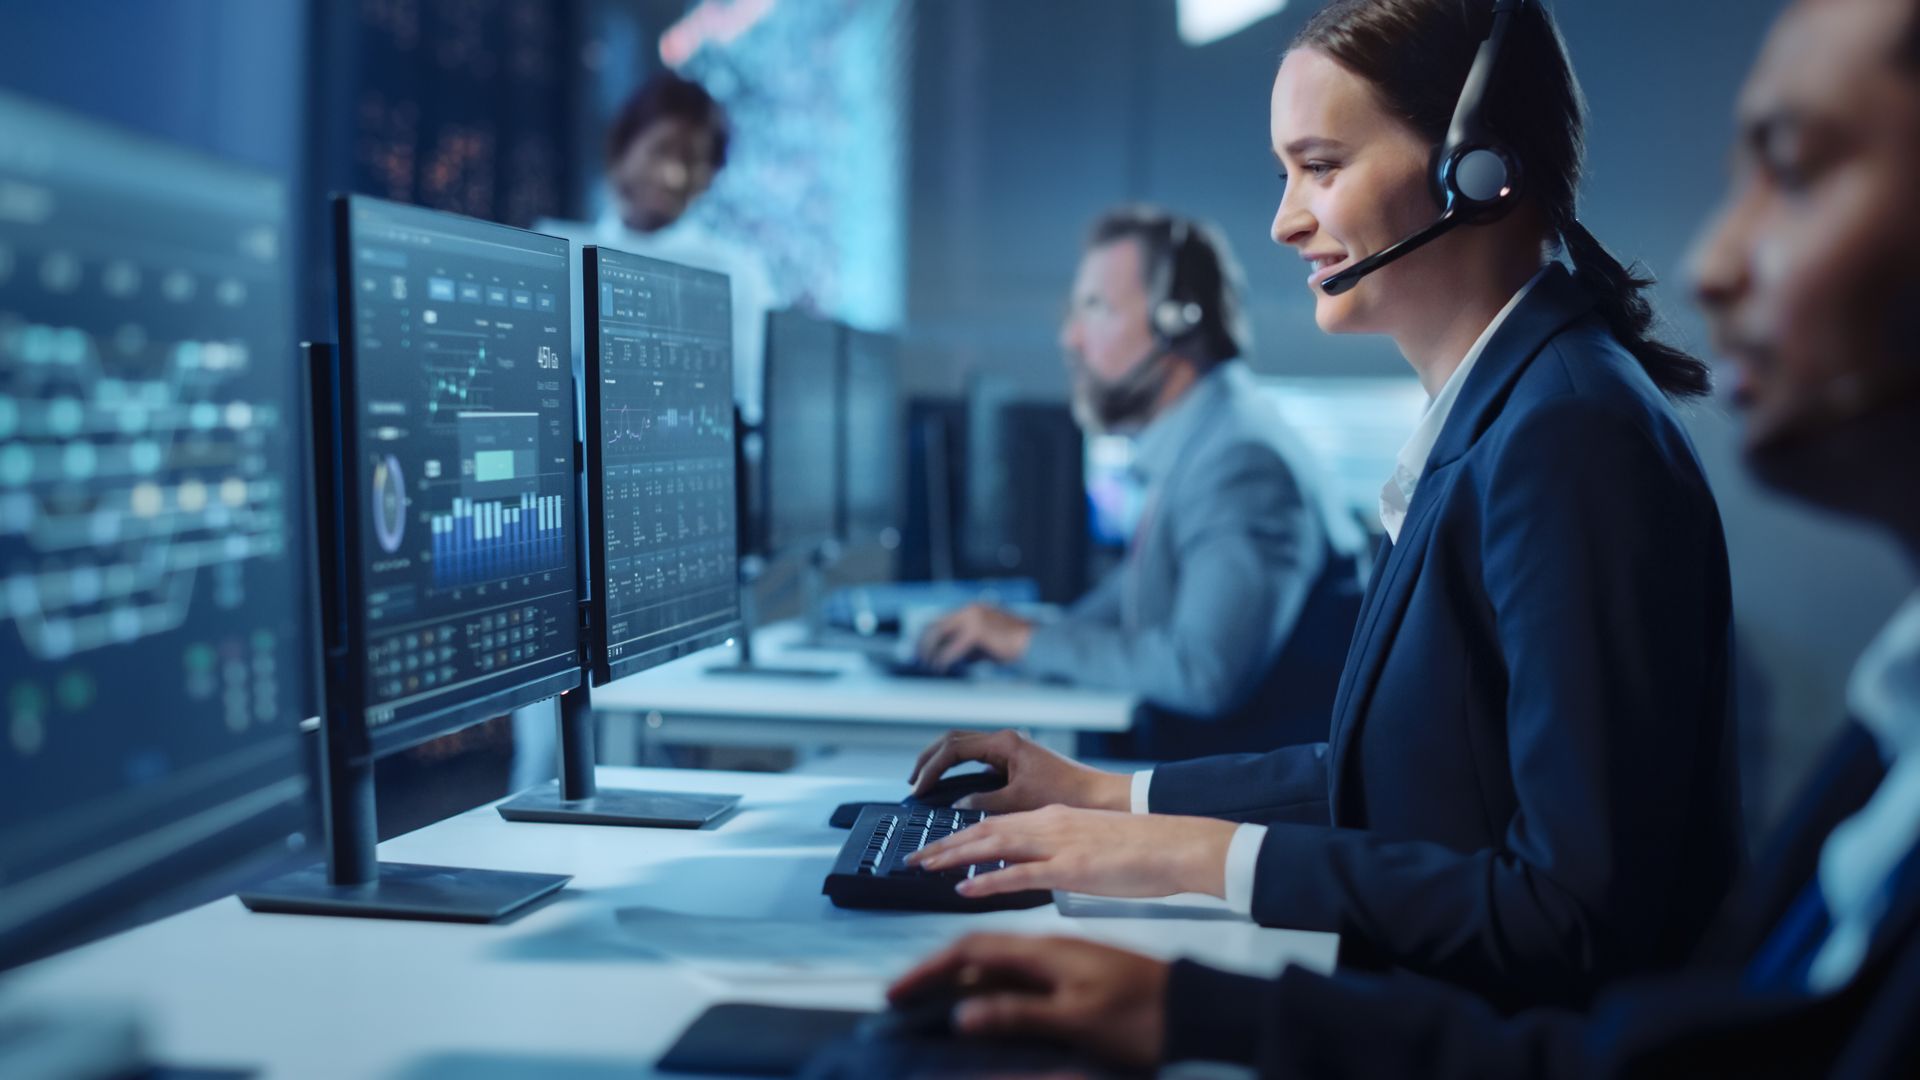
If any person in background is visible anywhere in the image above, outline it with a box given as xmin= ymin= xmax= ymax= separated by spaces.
xmin=918 ymin=206 xmax=1364 ymax=759
xmin=889 ymin=0 xmax=1920 ymax=1074
xmin=537 ymin=70 xmax=776 ymax=423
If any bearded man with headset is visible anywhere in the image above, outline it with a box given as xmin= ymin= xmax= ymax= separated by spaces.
xmin=918 ymin=206 xmax=1364 ymax=760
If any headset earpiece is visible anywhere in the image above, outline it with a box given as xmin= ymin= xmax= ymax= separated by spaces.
xmin=1152 ymin=299 xmax=1202 ymax=340
xmin=1150 ymin=218 xmax=1206 ymax=342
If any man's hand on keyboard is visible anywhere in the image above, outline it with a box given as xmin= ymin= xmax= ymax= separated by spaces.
xmin=907 ymin=728 xmax=1130 ymax=814
xmin=906 ymin=805 xmax=1237 ymax=900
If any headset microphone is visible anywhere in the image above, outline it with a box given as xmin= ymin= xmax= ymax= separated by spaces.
xmin=1320 ymin=0 xmax=1528 ymax=297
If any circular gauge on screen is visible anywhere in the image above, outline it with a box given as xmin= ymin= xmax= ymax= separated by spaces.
xmin=371 ymin=454 xmax=407 ymax=554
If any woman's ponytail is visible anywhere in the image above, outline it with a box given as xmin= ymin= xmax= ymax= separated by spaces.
xmin=1559 ymin=219 xmax=1712 ymax=400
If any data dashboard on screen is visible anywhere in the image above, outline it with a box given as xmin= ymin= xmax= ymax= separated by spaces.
xmin=338 ymin=197 xmax=578 ymax=737
xmin=584 ymin=247 xmax=739 ymax=683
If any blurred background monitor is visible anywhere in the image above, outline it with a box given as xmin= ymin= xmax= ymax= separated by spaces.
xmin=1084 ymin=433 xmax=1143 ymax=551
xmin=757 ymin=308 xmax=842 ymax=559
xmin=958 ymin=375 xmax=1088 ymax=603
xmin=838 ymin=327 xmax=903 ymax=552
xmin=0 ymin=92 xmax=316 ymax=970
xmin=961 ymin=374 xmax=1019 ymax=575
xmin=1253 ymin=375 xmax=1429 ymax=540
xmin=582 ymin=246 xmax=741 ymax=684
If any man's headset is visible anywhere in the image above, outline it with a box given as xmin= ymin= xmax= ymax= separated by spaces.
xmin=1150 ymin=217 xmax=1208 ymax=344
xmin=1320 ymin=0 xmax=1528 ymax=297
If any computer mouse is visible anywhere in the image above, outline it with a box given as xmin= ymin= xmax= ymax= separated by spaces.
xmin=872 ymin=654 xmax=969 ymax=680
xmin=827 ymin=800 xmax=894 ymax=829
xmin=859 ymin=990 xmax=961 ymax=1040
xmin=905 ymin=768 xmax=1007 ymax=808
xmin=826 ymin=769 xmax=1009 ymax=828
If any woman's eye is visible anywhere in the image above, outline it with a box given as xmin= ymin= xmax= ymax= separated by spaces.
xmin=1306 ymin=160 xmax=1337 ymax=179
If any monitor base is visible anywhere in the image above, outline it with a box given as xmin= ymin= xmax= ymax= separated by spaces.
xmin=496 ymin=781 xmax=738 ymax=828
xmin=704 ymin=662 xmax=840 ymax=680
xmin=237 ymin=861 xmax=568 ymax=923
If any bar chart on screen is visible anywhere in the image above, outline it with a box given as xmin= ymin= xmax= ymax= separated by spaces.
xmin=429 ymin=491 xmax=566 ymax=589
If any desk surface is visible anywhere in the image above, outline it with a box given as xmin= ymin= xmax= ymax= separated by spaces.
xmin=590 ymin=621 xmax=1137 ymax=733
xmin=4 ymin=764 xmax=1335 ymax=1079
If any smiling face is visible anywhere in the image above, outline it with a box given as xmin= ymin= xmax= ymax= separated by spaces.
xmin=609 ymin=116 xmax=718 ymax=234
xmin=1690 ymin=0 xmax=1920 ymax=485
xmin=1268 ymin=48 xmax=1449 ymax=335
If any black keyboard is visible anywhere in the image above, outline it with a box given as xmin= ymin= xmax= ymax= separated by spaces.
xmin=822 ymin=804 xmax=1052 ymax=912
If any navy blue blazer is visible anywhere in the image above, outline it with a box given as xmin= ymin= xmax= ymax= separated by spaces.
xmin=1163 ymin=723 xmax=1919 ymax=1079
xmin=1149 ymin=266 xmax=1742 ymax=1007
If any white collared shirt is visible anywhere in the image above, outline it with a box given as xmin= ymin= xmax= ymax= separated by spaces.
xmin=1130 ymin=268 xmax=1550 ymax=916
xmin=1807 ymin=590 xmax=1920 ymax=991
xmin=1379 ymin=268 xmax=1548 ymax=542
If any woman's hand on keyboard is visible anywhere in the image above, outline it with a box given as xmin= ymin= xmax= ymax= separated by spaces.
xmin=907 ymin=728 xmax=1130 ymax=813
xmin=907 ymin=805 xmax=1236 ymax=900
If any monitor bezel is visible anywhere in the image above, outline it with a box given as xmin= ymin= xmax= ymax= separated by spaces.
xmin=581 ymin=245 xmax=743 ymax=687
xmin=329 ymin=194 xmax=581 ymax=758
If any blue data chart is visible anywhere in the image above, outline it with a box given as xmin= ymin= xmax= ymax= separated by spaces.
xmin=430 ymin=492 xmax=566 ymax=588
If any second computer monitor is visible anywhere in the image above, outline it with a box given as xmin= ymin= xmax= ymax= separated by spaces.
xmin=840 ymin=328 xmax=902 ymax=547
xmin=333 ymin=195 xmax=581 ymax=752
xmin=582 ymin=247 xmax=741 ymax=684
xmin=760 ymin=309 xmax=841 ymax=557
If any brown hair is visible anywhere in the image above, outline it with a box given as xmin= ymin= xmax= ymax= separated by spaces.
xmin=1294 ymin=0 xmax=1711 ymax=399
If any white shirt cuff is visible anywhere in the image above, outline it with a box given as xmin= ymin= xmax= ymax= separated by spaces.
xmin=1130 ymin=769 xmax=1154 ymax=814
xmin=1224 ymin=823 xmax=1269 ymax=916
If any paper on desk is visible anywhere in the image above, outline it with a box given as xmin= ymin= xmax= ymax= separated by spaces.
xmin=610 ymin=905 xmax=1058 ymax=985
xmin=1052 ymin=891 xmax=1245 ymax=920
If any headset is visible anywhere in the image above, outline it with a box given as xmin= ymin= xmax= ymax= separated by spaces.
xmin=1320 ymin=0 xmax=1528 ymax=297
xmin=1150 ymin=217 xmax=1208 ymax=342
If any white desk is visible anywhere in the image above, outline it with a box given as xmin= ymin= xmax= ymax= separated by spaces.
xmin=2 ymin=765 xmax=1336 ymax=1079
xmin=590 ymin=621 xmax=1137 ymax=756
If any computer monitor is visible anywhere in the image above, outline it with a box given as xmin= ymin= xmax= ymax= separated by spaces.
xmin=962 ymin=374 xmax=1019 ymax=572
xmin=495 ymin=247 xmax=745 ymax=828
xmin=583 ymin=249 xmax=741 ymax=681
xmin=759 ymin=309 xmax=841 ymax=557
xmin=239 ymin=195 xmax=578 ymax=921
xmin=839 ymin=328 xmax=902 ymax=550
xmin=0 ymin=92 xmax=314 ymax=971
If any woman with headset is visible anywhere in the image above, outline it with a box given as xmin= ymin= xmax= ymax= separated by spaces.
xmin=898 ymin=0 xmax=1741 ymax=1013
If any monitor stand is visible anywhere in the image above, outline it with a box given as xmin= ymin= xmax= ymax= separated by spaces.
xmin=496 ymin=685 xmax=740 ymax=828
xmin=239 ymin=718 xmax=569 ymax=923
